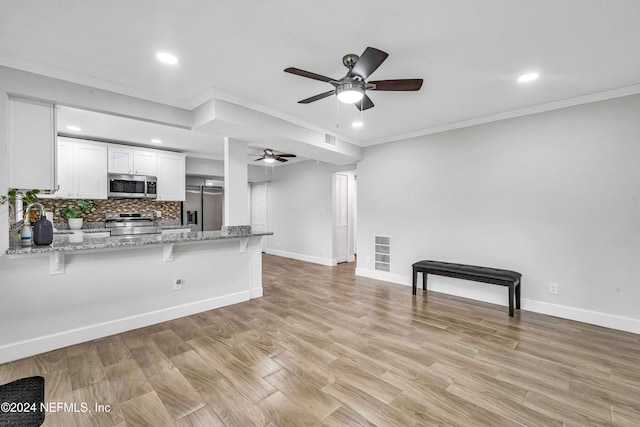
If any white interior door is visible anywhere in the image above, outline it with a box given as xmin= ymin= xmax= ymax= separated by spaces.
xmin=334 ymin=173 xmax=349 ymax=263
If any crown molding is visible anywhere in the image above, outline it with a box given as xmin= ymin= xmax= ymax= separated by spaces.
xmin=363 ymin=83 xmax=640 ymax=147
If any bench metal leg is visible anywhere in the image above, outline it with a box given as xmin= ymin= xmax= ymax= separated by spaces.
xmin=412 ymin=268 xmax=418 ymax=295
xmin=413 ymin=269 xmax=428 ymax=295
xmin=515 ymin=280 xmax=521 ymax=309
xmin=508 ymin=284 xmax=514 ymax=317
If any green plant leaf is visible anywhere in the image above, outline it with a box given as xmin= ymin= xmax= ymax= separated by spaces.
xmin=59 ymin=199 xmax=95 ymax=219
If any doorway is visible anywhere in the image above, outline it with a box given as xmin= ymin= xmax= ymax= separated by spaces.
xmin=333 ymin=171 xmax=356 ymax=264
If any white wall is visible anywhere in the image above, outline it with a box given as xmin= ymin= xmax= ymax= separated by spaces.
xmin=265 ymin=160 xmax=355 ymax=265
xmin=223 ymin=138 xmax=249 ymax=226
xmin=356 ymin=94 xmax=640 ymax=333
xmin=186 ymin=156 xmax=272 ymax=183
xmin=186 ymin=157 xmax=225 ymax=177
xmin=0 ymin=238 xmax=264 ymax=363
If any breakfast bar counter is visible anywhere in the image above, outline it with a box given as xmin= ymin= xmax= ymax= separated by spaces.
xmin=6 ymin=229 xmax=272 ymax=256
xmin=0 ymin=227 xmax=271 ymax=364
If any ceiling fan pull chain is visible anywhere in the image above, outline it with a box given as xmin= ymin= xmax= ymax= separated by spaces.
xmin=336 ymin=96 xmax=340 ymax=128
xmin=360 ymin=98 xmax=364 ymax=133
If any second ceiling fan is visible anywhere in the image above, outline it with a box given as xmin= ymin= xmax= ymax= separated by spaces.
xmin=284 ymin=46 xmax=423 ymax=111
xmin=252 ymin=148 xmax=296 ymax=163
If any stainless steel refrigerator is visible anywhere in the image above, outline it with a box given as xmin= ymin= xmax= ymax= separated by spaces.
xmin=183 ymin=185 xmax=224 ymax=231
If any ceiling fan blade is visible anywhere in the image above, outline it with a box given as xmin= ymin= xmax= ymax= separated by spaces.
xmin=368 ymin=79 xmax=423 ymax=91
xmin=355 ymin=94 xmax=375 ymax=111
xmin=254 ymin=156 xmax=266 ymax=161
xmin=275 ymin=153 xmax=296 ymax=157
xmin=276 ymin=157 xmax=289 ymax=162
xmin=284 ymin=67 xmax=338 ymax=84
xmin=298 ymin=90 xmax=336 ymax=104
xmin=351 ymin=47 xmax=388 ymax=79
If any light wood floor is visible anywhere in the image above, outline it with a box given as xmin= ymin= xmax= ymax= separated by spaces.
xmin=1 ymin=254 xmax=639 ymax=426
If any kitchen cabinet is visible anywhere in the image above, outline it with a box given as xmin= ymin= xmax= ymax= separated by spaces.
xmin=8 ymin=98 xmax=57 ymax=191
xmin=156 ymin=152 xmax=186 ymax=201
xmin=52 ymin=139 xmax=73 ymax=198
xmin=107 ymin=146 xmax=157 ymax=175
xmin=45 ymin=137 xmax=107 ymax=199
xmin=74 ymin=141 xmax=108 ymax=199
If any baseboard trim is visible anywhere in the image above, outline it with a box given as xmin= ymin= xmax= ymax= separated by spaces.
xmin=265 ymin=249 xmax=337 ymax=266
xmin=521 ymin=299 xmax=640 ymax=334
xmin=0 ymin=291 xmax=251 ymax=364
xmin=355 ymin=267 xmax=410 ymax=286
xmin=250 ymin=286 xmax=264 ymax=298
xmin=355 ymin=268 xmax=640 ymax=334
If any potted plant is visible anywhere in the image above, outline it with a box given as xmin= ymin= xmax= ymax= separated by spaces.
xmin=59 ymin=199 xmax=95 ymax=230
xmin=1 ymin=189 xmax=40 ymax=230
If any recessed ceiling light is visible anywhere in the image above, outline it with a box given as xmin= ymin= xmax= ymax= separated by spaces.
xmin=518 ymin=72 xmax=539 ymax=83
xmin=156 ymin=52 xmax=178 ymax=65
xmin=66 ymin=125 xmax=81 ymax=131
xmin=151 ymin=139 xmax=162 ymax=144
xmin=352 ymin=121 xmax=363 ymax=128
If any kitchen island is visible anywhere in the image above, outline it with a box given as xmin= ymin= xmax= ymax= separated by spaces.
xmin=0 ymin=229 xmax=271 ymax=363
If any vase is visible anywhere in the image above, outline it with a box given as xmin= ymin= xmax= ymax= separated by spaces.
xmin=68 ymin=218 xmax=83 ymax=230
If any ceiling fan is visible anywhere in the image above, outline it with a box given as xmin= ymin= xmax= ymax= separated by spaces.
xmin=251 ymin=148 xmax=297 ymax=163
xmin=284 ymin=46 xmax=423 ymax=111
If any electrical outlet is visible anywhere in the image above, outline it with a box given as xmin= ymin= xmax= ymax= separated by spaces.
xmin=549 ymin=282 xmax=559 ymax=295
xmin=156 ymin=210 xmax=162 ymax=218
xmin=173 ymin=278 xmax=183 ymax=291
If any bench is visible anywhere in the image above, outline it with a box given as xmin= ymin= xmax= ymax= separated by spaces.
xmin=412 ymin=260 xmax=521 ymax=317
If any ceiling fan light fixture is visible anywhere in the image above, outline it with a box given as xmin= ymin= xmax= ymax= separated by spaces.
xmin=263 ymin=157 xmax=276 ymax=164
xmin=336 ymin=83 xmax=364 ymax=104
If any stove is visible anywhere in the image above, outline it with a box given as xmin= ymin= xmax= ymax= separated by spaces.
xmin=105 ymin=211 xmax=161 ymax=236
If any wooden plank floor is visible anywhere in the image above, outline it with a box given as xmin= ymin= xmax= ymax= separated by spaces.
xmin=2 ymin=254 xmax=639 ymax=426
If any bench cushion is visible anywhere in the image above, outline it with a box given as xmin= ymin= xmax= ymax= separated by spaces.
xmin=412 ymin=260 xmax=521 ymax=283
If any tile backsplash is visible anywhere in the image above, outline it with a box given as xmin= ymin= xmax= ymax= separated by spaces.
xmin=40 ymin=199 xmax=181 ymax=223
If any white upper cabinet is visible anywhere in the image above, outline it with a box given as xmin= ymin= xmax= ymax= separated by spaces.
xmin=51 ymin=139 xmax=73 ymax=198
xmin=107 ymin=146 xmax=157 ymax=175
xmin=132 ymin=150 xmax=157 ymax=175
xmin=156 ymin=151 xmax=186 ymax=201
xmin=108 ymin=146 xmax=131 ymax=174
xmin=8 ymin=98 xmax=57 ymax=191
xmin=74 ymin=141 xmax=108 ymax=199
xmin=44 ymin=137 xmax=107 ymax=199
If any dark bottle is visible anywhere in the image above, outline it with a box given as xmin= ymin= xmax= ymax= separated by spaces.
xmin=33 ymin=215 xmax=54 ymax=246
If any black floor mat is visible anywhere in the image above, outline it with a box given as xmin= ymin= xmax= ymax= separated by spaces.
xmin=0 ymin=376 xmax=45 ymax=426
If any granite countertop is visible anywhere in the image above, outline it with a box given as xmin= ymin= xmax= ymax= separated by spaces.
xmin=6 ymin=229 xmax=272 ymax=256
xmin=52 ymin=223 xmax=192 ymax=234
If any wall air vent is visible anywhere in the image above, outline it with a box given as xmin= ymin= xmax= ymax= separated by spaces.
xmin=325 ymin=134 xmax=337 ymax=147
xmin=374 ymin=236 xmax=390 ymax=272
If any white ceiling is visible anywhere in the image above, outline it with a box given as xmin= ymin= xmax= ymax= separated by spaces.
xmin=2 ymin=1 xmax=640 ymax=161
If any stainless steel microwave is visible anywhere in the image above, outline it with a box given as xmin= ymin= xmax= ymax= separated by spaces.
xmin=108 ymin=174 xmax=157 ymax=199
